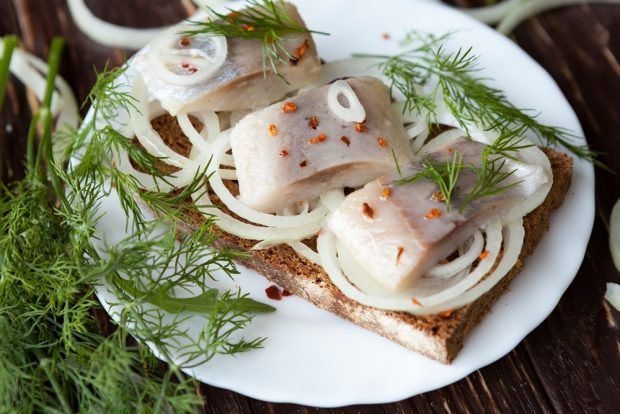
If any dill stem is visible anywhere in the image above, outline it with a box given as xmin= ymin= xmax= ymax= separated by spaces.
xmin=0 ymin=35 xmax=18 ymax=112
xmin=26 ymin=111 xmax=41 ymax=179
xmin=36 ymin=353 xmax=73 ymax=414
xmin=41 ymin=37 xmax=69 ymax=209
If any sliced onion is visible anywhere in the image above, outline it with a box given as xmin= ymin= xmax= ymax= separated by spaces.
xmin=417 ymin=128 xmax=465 ymax=155
xmin=426 ymin=230 xmax=484 ymax=279
xmin=148 ymin=25 xmax=227 ymax=87
xmin=319 ymin=189 xmax=346 ymax=212
xmin=192 ymin=189 xmax=322 ymax=242
xmin=176 ymin=110 xmax=220 ymax=154
xmin=301 ymin=58 xmax=386 ymax=91
xmin=208 ymin=130 xmax=329 ymax=228
xmin=496 ymin=0 xmax=620 ymax=34
xmin=610 ymin=198 xmax=620 ymax=273
xmin=67 ymin=0 xmax=165 ymax=49
xmin=318 ymin=216 xmax=522 ymax=315
xmin=114 ymin=145 xmax=207 ymax=192
xmin=327 ymin=80 xmax=366 ymax=123
xmin=130 ymin=74 xmax=197 ymax=168
xmin=0 ymin=41 xmax=79 ymax=164
xmin=463 ymin=0 xmax=521 ymax=24
xmin=287 ymin=241 xmax=322 ymax=266
xmin=605 ymin=283 xmax=620 ymax=312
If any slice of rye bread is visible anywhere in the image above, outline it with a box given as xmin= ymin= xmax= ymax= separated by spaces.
xmin=149 ymin=114 xmax=574 ymax=364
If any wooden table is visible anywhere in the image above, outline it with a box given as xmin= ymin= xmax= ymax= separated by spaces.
xmin=1 ymin=0 xmax=619 ymax=412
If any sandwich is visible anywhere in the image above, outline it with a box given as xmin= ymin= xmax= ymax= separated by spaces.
xmin=118 ymin=1 xmax=575 ymax=364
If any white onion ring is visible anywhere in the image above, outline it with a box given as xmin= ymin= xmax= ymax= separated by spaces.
xmin=426 ymin=230 xmax=484 ymax=279
xmin=288 ymin=241 xmax=322 ymax=266
xmin=209 ymin=130 xmax=329 ymax=228
xmin=605 ymin=283 xmax=620 ymax=312
xmin=192 ymin=189 xmax=322 ymax=242
xmin=176 ymin=110 xmax=220 ymax=154
xmin=317 ymin=216 xmax=521 ymax=315
xmin=148 ymin=25 xmax=227 ymax=87
xmin=0 ymin=40 xmax=79 ymax=164
xmin=130 ymin=74 xmax=198 ymax=168
xmin=319 ymin=189 xmax=346 ymax=212
xmin=67 ymin=0 xmax=165 ymax=49
xmin=610 ymin=198 xmax=620 ymax=273
xmin=327 ymin=80 xmax=366 ymax=123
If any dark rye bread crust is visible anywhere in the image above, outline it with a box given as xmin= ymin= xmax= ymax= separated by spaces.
xmin=151 ymin=115 xmax=573 ymax=364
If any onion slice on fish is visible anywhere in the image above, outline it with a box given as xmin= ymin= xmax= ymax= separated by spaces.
xmin=148 ymin=25 xmax=227 ymax=87
xmin=317 ymin=217 xmax=524 ymax=315
xmin=130 ymin=74 xmax=197 ymax=168
xmin=327 ymin=80 xmax=366 ymax=123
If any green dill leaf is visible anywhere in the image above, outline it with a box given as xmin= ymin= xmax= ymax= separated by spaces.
xmin=369 ymin=30 xmax=601 ymax=166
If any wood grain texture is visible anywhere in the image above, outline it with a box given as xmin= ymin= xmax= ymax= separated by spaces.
xmin=1 ymin=0 xmax=619 ymax=412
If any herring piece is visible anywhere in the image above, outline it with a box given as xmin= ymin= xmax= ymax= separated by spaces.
xmin=327 ymin=137 xmax=550 ymax=292
xmin=134 ymin=3 xmax=320 ymax=115
xmin=230 ymin=76 xmax=415 ymax=213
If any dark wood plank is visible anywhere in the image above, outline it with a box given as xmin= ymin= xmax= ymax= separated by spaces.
xmin=508 ymin=4 xmax=620 ymax=413
xmin=0 ymin=0 xmax=30 ymax=183
xmin=3 ymin=0 xmax=620 ymax=412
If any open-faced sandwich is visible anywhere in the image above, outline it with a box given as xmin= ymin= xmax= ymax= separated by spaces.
xmin=113 ymin=0 xmax=575 ymax=364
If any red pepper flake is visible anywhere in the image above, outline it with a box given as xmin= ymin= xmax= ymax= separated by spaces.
xmin=282 ymin=101 xmax=297 ymax=113
xmin=396 ymin=246 xmax=405 ymax=265
xmin=265 ymin=285 xmax=282 ymax=300
xmin=431 ymin=191 xmax=446 ymax=203
xmin=425 ymin=208 xmax=442 ymax=219
xmin=294 ymin=39 xmax=310 ymax=61
xmin=411 ymin=297 xmax=423 ymax=306
xmin=380 ymin=187 xmax=391 ymax=200
xmin=361 ymin=202 xmax=374 ymax=220
xmin=268 ymin=123 xmax=278 ymax=137
xmin=299 ymin=160 xmax=307 ymax=168
xmin=340 ymin=135 xmax=351 ymax=146
xmin=308 ymin=132 xmax=327 ymax=144
xmin=439 ymin=258 xmax=450 ymax=265
xmin=279 ymin=149 xmax=289 ymax=157
xmin=227 ymin=11 xmax=240 ymax=20
xmin=438 ymin=310 xmax=454 ymax=319
xmin=479 ymin=250 xmax=490 ymax=260
xmin=376 ymin=137 xmax=387 ymax=147
xmin=382 ymin=32 xmax=391 ymax=40
xmin=241 ymin=23 xmax=255 ymax=31
xmin=355 ymin=123 xmax=369 ymax=133
xmin=181 ymin=62 xmax=198 ymax=74
xmin=282 ymin=289 xmax=293 ymax=297
xmin=179 ymin=37 xmax=191 ymax=47
xmin=308 ymin=116 xmax=319 ymax=129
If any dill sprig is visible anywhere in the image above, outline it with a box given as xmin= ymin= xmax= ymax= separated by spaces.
xmin=186 ymin=0 xmax=327 ymax=81
xmin=396 ymin=150 xmax=463 ymax=208
xmin=367 ymin=31 xmax=601 ymax=167
xmin=396 ymin=129 xmax=527 ymax=211
xmin=1 ymin=36 xmax=273 ymax=412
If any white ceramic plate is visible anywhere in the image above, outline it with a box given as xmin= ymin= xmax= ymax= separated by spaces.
xmin=94 ymin=0 xmax=594 ymax=407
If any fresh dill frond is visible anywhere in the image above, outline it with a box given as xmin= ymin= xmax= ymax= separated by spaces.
xmin=186 ymin=0 xmax=327 ymax=81
xmin=369 ymin=31 xmax=601 ymax=166
xmin=1 ymin=35 xmax=273 ymax=412
xmin=396 ymin=150 xmax=463 ymax=209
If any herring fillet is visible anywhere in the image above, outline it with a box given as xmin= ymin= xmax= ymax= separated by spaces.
xmin=134 ymin=3 xmax=321 ymax=115
xmin=327 ymin=138 xmax=550 ymax=292
xmin=230 ymin=76 xmax=415 ymax=213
